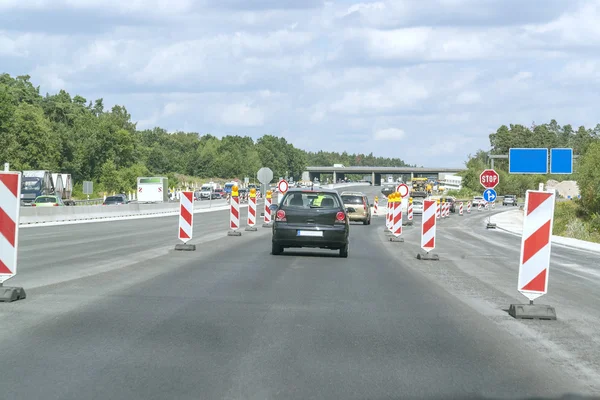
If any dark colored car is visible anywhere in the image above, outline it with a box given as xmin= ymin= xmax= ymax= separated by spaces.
xmin=271 ymin=188 xmax=353 ymax=258
xmin=441 ymin=197 xmax=456 ymax=213
xmin=103 ymin=195 xmax=128 ymax=205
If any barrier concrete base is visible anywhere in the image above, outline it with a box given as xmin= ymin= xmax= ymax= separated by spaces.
xmin=0 ymin=286 xmax=26 ymax=302
xmin=416 ymin=252 xmax=440 ymax=261
xmin=245 ymin=226 xmax=258 ymax=232
xmin=262 ymin=223 xmax=272 ymax=228
xmin=508 ymin=303 xmax=557 ymax=320
xmin=486 ymin=222 xmax=497 ymax=229
xmin=389 ymin=237 xmax=404 ymax=242
xmin=174 ymin=243 xmax=196 ymax=251
xmin=228 ymin=230 xmax=242 ymax=237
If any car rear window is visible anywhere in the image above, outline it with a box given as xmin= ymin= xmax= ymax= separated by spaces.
xmin=36 ymin=196 xmax=57 ymax=203
xmin=281 ymin=192 xmax=341 ymax=209
xmin=341 ymin=195 xmax=364 ymax=205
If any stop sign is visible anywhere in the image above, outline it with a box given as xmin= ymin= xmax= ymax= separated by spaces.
xmin=480 ymin=169 xmax=499 ymax=189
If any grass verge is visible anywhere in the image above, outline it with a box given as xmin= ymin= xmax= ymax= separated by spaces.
xmin=553 ymin=201 xmax=600 ymax=243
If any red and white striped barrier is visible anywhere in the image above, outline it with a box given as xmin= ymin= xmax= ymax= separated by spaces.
xmin=263 ymin=192 xmax=272 ymax=226
xmin=491 ymin=202 xmax=495 ymax=210
xmin=390 ymin=193 xmax=403 ymax=241
xmin=246 ymin=189 xmax=257 ymax=231
xmin=478 ymin=203 xmax=482 ymax=211
xmin=407 ymin=198 xmax=413 ymax=221
xmin=228 ymin=187 xmax=241 ymax=236
xmin=386 ymin=196 xmax=393 ymax=231
xmin=374 ymin=196 xmax=378 ymax=216
xmin=178 ymin=191 xmax=194 ymax=243
xmin=0 ymin=171 xmax=26 ymax=301
xmin=467 ymin=201 xmax=471 ymax=213
xmin=484 ymin=202 xmax=489 ymax=211
xmin=458 ymin=202 xmax=463 ymax=216
xmin=436 ymin=201 xmax=441 ymax=219
xmin=417 ymin=199 xmax=438 ymax=260
xmin=517 ymin=191 xmax=556 ymax=300
xmin=0 ymin=172 xmax=21 ymax=284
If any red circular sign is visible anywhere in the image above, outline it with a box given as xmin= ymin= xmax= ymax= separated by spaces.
xmin=396 ymin=183 xmax=409 ymax=198
xmin=278 ymin=179 xmax=289 ymax=193
xmin=480 ymin=169 xmax=499 ymax=189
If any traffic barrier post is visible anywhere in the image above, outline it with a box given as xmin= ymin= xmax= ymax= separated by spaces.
xmin=175 ymin=191 xmax=196 ymax=251
xmin=467 ymin=201 xmax=471 ymax=214
xmin=509 ymin=190 xmax=557 ymax=320
xmin=478 ymin=203 xmax=482 ymax=212
xmin=436 ymin=199 xmax=441 ymax=219
xmin=0 ymin=171 xmax=26 ymax=302
xmin=407 ymin=197 xmax=414 ymax=223
xmin=263 ymin=190 xmax=273 ymax=227
xmin=384 ymin=195 xmax=392 ymax=233
xmin=417 ymin=199 xmax=439 ymax=261
xmin=374 ymin=196 xmax=378 ymax=216
xmin=390 ymin=192 xmax=404 ymax=242
xmin=245 ymin=188 xmax=258 ymax=232
xmin=227 ymin=185 xmax=242 ymax=236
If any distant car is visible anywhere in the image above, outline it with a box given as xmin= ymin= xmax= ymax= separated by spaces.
xmin=412 ymin=199 xmax=424 ymax=214
xmin=210 ymin=192 xmax=222 ymax=199
xmin=271 ymin=188 xmax=352 ymax=258
xmin=503 ymin=195 xmax=517 ymax=206
xmin=340 ymin=191 xmax=371 ymax=225
xmin=472 ymin=196 xmax=486 ymax=207
xmin=442 ymin=197 xmax=456 ymax=213
xmin=103 ymin=195 xmax=128 ymax=206
xmin=33 ymin=195 xmax=65 ymax=207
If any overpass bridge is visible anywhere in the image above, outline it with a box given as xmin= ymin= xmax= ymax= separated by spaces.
xmin=303 ymin=166 xmax=465 ymax=185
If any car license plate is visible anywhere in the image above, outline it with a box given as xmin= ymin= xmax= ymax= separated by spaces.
xmin=297 ymin=230 xmax=323 ymax=237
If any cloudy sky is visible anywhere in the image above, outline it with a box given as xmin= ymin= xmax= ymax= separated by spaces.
xmin=2 ymin=0 xmax=599 ymax=167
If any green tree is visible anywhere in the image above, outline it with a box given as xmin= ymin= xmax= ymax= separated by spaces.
xmin=575 ymin=141 xmax=600 ymax=214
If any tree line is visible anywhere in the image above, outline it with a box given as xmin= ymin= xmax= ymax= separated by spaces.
xmin=460 ymin=120 xmax=600 ymax=218
xmin=0 ymin=73 xmax=408 ymax=194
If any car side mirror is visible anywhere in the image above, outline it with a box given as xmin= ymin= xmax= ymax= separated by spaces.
xmin=346 ymin=207 xmax=356 ymax=213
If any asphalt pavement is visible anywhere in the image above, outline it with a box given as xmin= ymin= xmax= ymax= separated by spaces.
xmin=0 ymin=185 xmax=598 ymax=399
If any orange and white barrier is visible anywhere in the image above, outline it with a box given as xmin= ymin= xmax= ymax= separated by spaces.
xmin=436 ymin=200 xmax=441 ymax=219
xmin=407 ymin=197 xmax=413 ymax=222
xmin=263 ymin=190 xmax=273 ymax=226
xmin=228 ymin=185 xmax=241 ymax=236
xmin=374 ymin=196 xmax=378 ymax=216
xmin=467 ymin=201 xmax=471 ymax=213
xmin=459 ymin=202 xmax=464 ymax=216
xmin=478 ymin=203 xmax=482 ymax=211
xmin=246 ymin=188 xmax=257 ymax=231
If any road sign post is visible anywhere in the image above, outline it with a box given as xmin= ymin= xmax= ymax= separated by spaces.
xmin=175 ymin=191 xmax=196 ymax=251
xmin=417 ymin=199 xmax=439 ymax=260
xmin=0 ymin=171 xmax=26 ymax=302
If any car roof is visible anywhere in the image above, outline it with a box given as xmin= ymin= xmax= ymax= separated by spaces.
xmin=285 ymin=188 xmax=337 ymax=194
xmin=340 ymin=191 xmax=366 ymax=196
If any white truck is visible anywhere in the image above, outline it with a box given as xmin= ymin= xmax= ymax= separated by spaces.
xmin=137 ymin=177 xmax=169 ymax=203
xmin=52 ymin=173 xmax=75 ymax=205
xmin=199 ymin=182 xmax=220 ymax=200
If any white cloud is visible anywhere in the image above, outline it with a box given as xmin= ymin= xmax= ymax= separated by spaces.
xmin=373 ymin=128 xmax=405 ymax=141
xmin=219 ymin=103 xmax=265 ymax=127
xmin=1 ymin=0 xmax=599 ymax=167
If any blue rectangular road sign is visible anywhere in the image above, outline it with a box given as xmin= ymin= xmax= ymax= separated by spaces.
xmin=550 ymin=148 xmax=573 ymax=174
xmin=509 ymin=148 xmax=548 ymax=174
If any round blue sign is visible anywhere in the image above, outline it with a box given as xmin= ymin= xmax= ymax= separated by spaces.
xmin=483 ymin=188 xmax=497 ymax=203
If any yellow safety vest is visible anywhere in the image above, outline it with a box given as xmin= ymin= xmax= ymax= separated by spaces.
xmin=313 ymin=194 xmax=325 ymax=206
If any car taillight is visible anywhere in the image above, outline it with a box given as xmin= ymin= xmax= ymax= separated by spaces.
xmin=276 ymin=210 xmax=286 ymax=221
xmin=53 ymin=203 xmax=59 ymax=206
xmin=336 ymin=211 xmax=346 ymax=223
xmin=31 ymin=204 xmax=36 ymax=207
xmin=362 ymin=199 xmax=368 ymax=215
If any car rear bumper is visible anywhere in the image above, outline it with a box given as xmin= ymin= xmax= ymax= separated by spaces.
xmin=348 ymin=212 xmax=369 ymax=221
xmin=273 ymin=224 xmax=348 ymax=248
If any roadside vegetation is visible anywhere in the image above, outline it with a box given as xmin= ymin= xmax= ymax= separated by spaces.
xmin=0 ymin=73 xmax=409 ymax=198
xmin=460 ymin=122 xmax=600 ymax=242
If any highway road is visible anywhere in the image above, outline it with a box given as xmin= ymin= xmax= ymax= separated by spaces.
xmin=1 ymin=185 xmax=599 ymax=399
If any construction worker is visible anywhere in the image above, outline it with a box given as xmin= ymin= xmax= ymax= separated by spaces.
xmin=312 ymin=192 xmax=326 ymax=207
